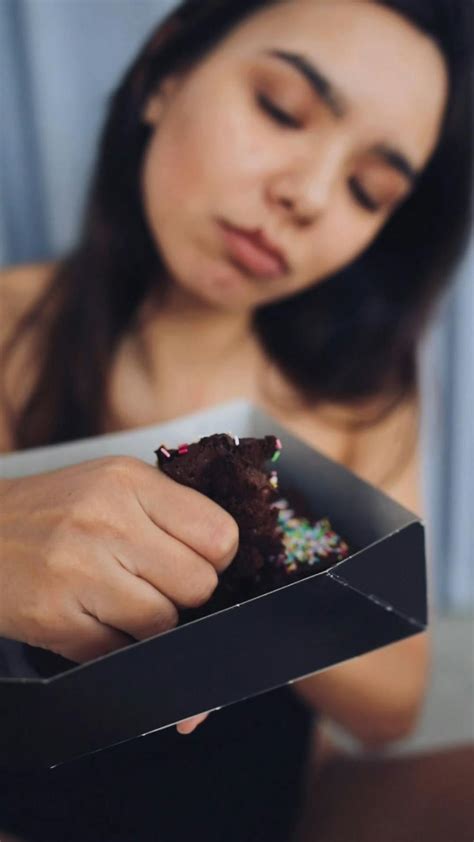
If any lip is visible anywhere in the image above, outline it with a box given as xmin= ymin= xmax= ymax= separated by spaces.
xmin=218 ymin=220 xmax=289 ymax=279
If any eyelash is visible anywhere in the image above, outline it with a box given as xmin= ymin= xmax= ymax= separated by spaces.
xmin=256 ymin=92 xmax=301 ymax=129
xmin=348 ymin=177 xmax=381 ymax=213
xmin=256 ymin=92 xmax=382 ymax=214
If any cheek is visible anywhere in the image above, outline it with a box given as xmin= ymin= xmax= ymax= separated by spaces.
xmin=141 ymin=77 xmax=387 ymax=299
xmin=143 ymin=88 xmax=268 ymax=221
xmin=299 ymin=205 xmax=385 ymax=290
xmin=142 ymin=119 xmax=205 ymax=219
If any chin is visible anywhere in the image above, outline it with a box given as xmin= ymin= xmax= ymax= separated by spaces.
xmin=175 ymin=253 xmax=258 ymax=311
xmin=198 ymin=279 xmax=255 ymax=312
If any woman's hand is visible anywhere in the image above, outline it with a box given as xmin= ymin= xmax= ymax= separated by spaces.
xmin=176 ymin=711 xmax=210 ymax=734
xmin=0 ymin=456 xmax=238 ymax=665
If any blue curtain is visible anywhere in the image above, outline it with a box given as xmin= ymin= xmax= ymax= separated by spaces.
xmin=1 ymin=0 xmax=473 ymax=612
xmin=421 ymin=244 xmax=474 ymax=612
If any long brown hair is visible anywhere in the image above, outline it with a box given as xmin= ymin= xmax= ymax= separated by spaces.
xmin=3 ymin=0 xmax=473 ymax=449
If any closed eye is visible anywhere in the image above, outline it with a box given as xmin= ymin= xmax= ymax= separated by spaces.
xmin=256 ymin=92 xmax=301 ymax=129
xmin=348 ymin=176 xmax=381 ymax=213
xmin=257 ymin=91 xmax=384 ymax=214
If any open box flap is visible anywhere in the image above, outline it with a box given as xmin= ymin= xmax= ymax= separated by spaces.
xmin=0 ymin=400 xmax=255 ymax=480
xmin=251 ymin=405 xmax=420 ymax=539
xmin=329 ymin=521 xmax=427 ymax=628
xmin=0 ymin=560 xmax=420 ymax=771
xmin=0 ymin=400 xmax=427 ymax=771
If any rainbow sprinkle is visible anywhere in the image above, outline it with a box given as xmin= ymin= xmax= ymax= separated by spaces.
xmin=273 ymin=498 xmax=349 ymax=573
xmin=159 ymin=447 xmax=171 ymax=459
xmin=269 ymin=470 xmax=279 ymax=490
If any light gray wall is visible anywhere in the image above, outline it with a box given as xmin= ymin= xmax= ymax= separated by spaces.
xmin=1 ymin=0 xmax=177 ymax=262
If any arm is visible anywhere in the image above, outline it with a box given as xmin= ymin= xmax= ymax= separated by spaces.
xmin=292 ymin=395 xmax=429 ymax=747
xmin=0 ymin=262 xmax=56 ymax=452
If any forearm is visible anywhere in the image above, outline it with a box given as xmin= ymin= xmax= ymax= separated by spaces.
xmin=293 ymin=396 xmax=430 ymax=747
xmin=292 ymin=631 xmax=429 ymax=747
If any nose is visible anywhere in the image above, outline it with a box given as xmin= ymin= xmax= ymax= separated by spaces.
xmin=267 ymin=140 xmax=346 ymax=227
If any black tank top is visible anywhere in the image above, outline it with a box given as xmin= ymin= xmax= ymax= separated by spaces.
xmin=0 ymin=685 xmax=313 ymax=842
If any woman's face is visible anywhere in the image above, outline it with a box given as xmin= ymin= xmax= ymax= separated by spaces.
xmin=141 ymin=0 xmax=447 ymax=311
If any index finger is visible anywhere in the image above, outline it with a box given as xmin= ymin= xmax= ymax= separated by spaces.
xmin=135 ymin=465 xmax=239 ymax=572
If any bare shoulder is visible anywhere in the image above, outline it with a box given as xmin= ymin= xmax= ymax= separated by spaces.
xmin=285 ymin=392 xmax=421 ymax=515
xmin=0 ymin=261 xmax=58 ymax=452
xmin=344 ymin=392 xmax=422 ymax=514
xmin=0 ymin=260 xmax=57 ymax=335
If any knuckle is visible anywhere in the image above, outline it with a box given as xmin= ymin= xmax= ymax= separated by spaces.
xmin=151 ymin=601 xmax=179 ymax=634
xmin=184 ymin=564 xmax=219 ymax=608
xmin=206 ymin=512 xmax=239 ymax=568
xmin=43 ymin=526 xmax=73 ymax=571
xmin=50 ymin=502 xmax=99 ymax=547
xmin=66 ymin=498 xmax=99 ymax=532
xmin=23 ymin=597 xmax=65 ymax=648
xmin=61 ymin=490 xmax=123 ymax=542
xmin=44 ymin=533 xmax=96 ymax=589
xmin=99 ymin=456 xmax=143 ymax=486
xmin=166 ymin=602 xmax=179 ymax=629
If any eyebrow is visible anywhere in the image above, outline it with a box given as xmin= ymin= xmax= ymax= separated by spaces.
xmin=263 ymin=48 xmax=419 ymax=185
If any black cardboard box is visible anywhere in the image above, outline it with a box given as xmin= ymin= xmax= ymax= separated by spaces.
xmin=0 ymin=400 xmax=427 ymax=771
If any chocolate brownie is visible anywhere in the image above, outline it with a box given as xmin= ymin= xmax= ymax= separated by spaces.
xmin=155 ymin=433 xmax=350 ymax=618
xmin=23 ymin=433 xmax=349 ymax=677
xmin=156 ymin=434 xmax=284 ymax=611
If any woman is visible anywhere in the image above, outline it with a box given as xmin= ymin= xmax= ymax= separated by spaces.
xmin=0 ymin=1 xmax=472 ymax=840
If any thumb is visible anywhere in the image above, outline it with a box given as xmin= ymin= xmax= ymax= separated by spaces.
xmin=176 ymin=711 xmax=210 ymax=735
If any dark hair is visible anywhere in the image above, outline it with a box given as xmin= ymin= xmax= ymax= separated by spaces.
xmin=3 ymin=0 xmax=473 ymax=449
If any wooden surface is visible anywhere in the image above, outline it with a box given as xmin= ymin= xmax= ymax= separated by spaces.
xmin=294 ymin=730 xmax=474 ymax=842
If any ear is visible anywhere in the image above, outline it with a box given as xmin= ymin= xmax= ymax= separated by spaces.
xmin=141 ymin=74 xmax=183 ymax=126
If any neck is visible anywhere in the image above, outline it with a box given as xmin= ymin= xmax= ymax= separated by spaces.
xmin=134 ymin=281 xmax=258 ymax=376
